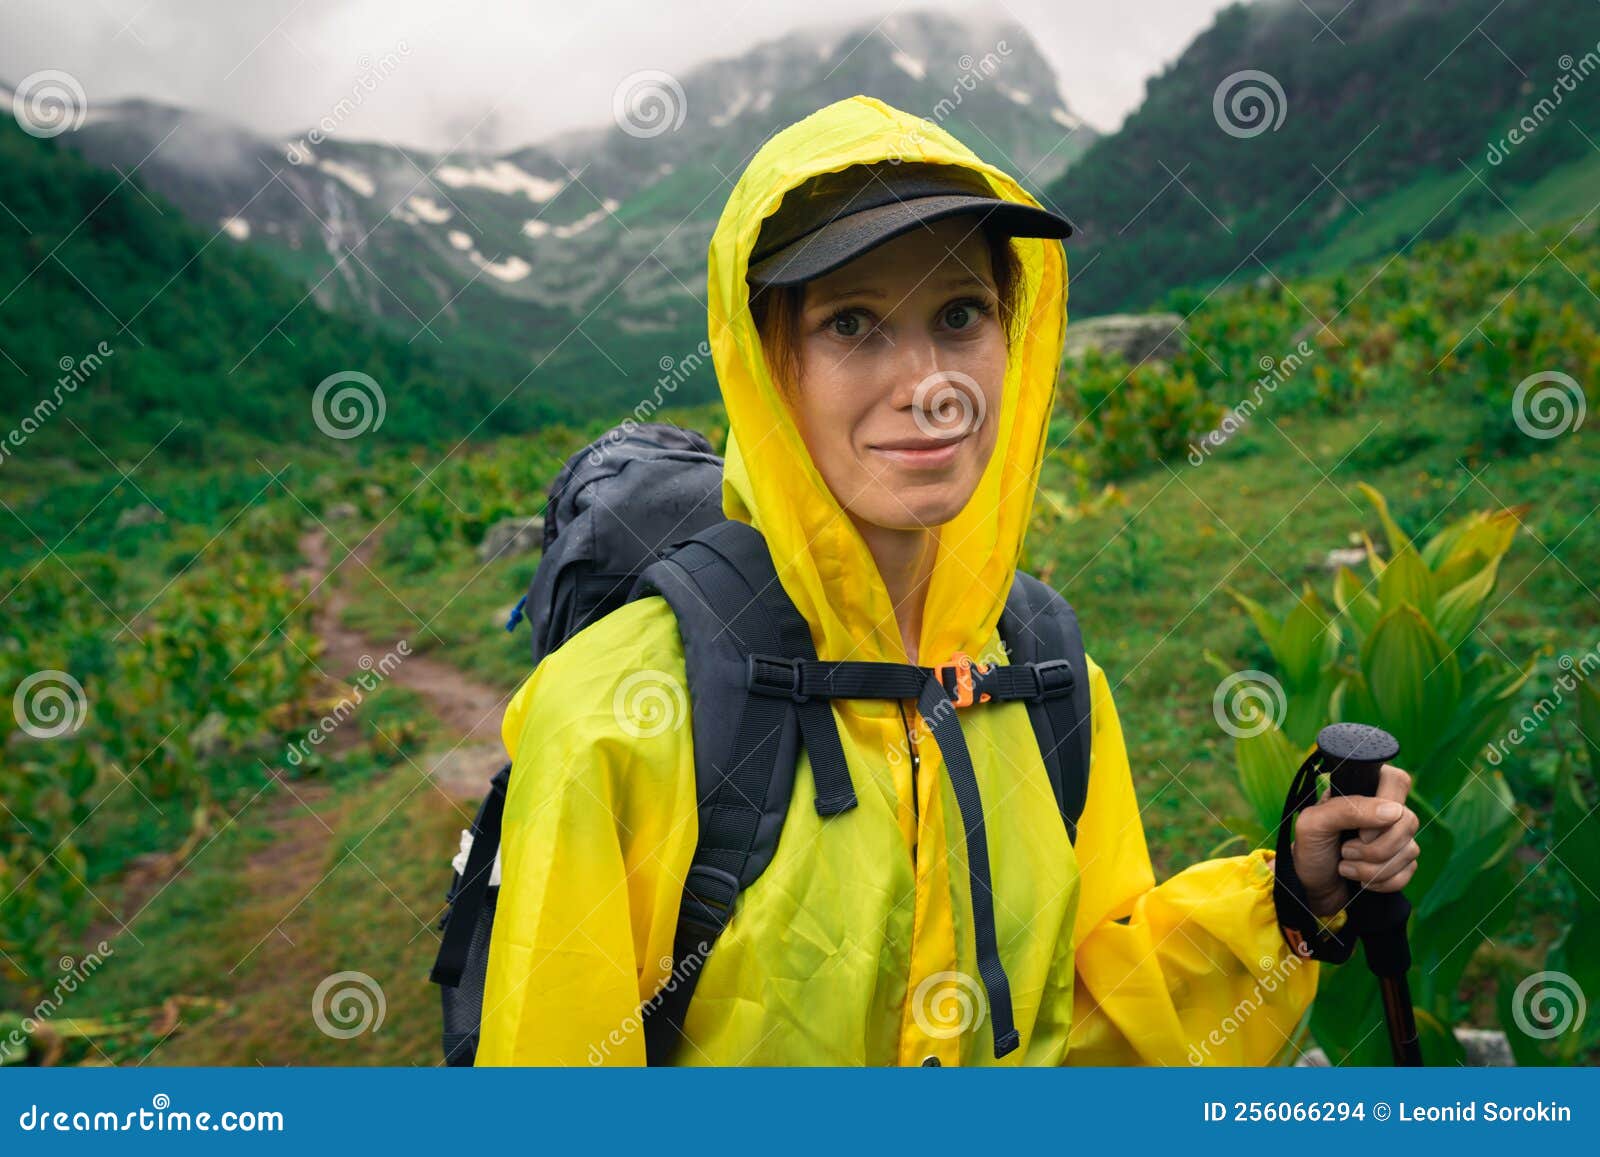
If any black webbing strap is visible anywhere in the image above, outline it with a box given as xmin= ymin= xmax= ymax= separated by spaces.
xmin=914 ymin=673 xmax=1021 ymax=1058
xmin=746 ymin=655 xmax=1077 ymax=707
xmin=641 ymin=523 xmax=859 ymax=1063
xmin=1273 ymin=749 xmax=1360 ymax=965
xmin=430 ymin=762 xmax=510 ymax=987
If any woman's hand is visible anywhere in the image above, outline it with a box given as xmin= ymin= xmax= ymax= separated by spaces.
xmin=1290 ymin=764 xmax=1420 ymax=917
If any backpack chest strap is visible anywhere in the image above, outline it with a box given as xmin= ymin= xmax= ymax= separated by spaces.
xmin=746 ymin=653 xmax=1077 ymax=708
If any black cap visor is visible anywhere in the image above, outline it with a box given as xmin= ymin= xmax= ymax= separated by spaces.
xmin=746 ymin=193 xmax=1071 ymax=289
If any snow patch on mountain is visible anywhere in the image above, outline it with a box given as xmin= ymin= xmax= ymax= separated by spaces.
xmin=407 ymin=195 xmax=452 ymax=224
xmin=469 ymin=251 xmax=532 ymax=282
xmin=319 ymin=160 xmax=375 ymax=197
xmin=551 ymin=200 xmax=619 ymax=239
xmin=891 ymin=51 xmax=926 ymax=80
xmin=436 ymin=160 xmax=563 ymax=202
xmin=710 ymin=90 xmax=753 ymax=127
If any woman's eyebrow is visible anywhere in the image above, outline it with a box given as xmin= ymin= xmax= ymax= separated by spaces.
xmin=809 ymin=275 xmax=991 ymax=308
xmin=938 ymin=273 xmax=995 ymax=292
xmin=809 ymin=285 xmax=886 ymax=306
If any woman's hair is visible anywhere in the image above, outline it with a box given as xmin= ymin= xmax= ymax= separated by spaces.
xmin=749 ymin=223 xmax=1024 ymax=395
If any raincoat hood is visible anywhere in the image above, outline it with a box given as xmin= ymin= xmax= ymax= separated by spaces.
xmin=708 ymin=96 xmax=1068 ymax=666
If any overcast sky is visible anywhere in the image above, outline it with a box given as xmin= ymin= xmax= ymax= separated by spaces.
xmin=0 ymin=0 xmax=1239 ymax=152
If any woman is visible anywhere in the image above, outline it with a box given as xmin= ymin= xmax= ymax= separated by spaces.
xmin=476 ymin=96 xmax=1420 ymax=1066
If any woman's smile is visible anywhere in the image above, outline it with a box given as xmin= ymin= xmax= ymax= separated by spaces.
xmin=867 ymin=428 xmax=972 ymax=469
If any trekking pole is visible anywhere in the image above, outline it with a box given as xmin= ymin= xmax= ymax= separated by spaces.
xmin=1315 ymin=722 xmax=1423 ymax=1067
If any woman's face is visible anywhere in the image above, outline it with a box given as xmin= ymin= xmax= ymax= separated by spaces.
xmin=784 ymin=217 xmax=1008 ymax=532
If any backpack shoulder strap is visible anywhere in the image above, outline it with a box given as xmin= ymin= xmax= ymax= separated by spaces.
xmin=999 ymin=572 xmax=1093 ymax=843
xmin=626 ymin=518 xmax=858 ymax=1064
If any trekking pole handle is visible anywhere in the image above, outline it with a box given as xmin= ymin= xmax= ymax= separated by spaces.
xmin=1319 ymin=722 xmax=1397 ymax=839
xmin=1316 ymin=723 xmax=1412 ymax=977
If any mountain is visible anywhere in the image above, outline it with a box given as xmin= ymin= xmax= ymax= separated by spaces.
xmin=32 ymin=10 xmax=1095 ymax=406
xmin=1049 ymin=0 xmax=1600 ymax=315
xmin=0 ymin=115 xmax=557 ymax=465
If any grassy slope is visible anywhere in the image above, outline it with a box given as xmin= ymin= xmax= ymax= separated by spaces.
xmin=1264 ymin=150 xmax=1600 ymax=284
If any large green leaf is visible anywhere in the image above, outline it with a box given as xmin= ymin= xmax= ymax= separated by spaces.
xmin=1228 ymin=589 xmax=1282 ymax=658
xmin=1552 ymin=742 xmax=1600 ymax=914
xmin=1379 ymin=543 xmax=1436 ymax=618
xmin=1276 ymin=586 xmax=1339 ymax=691
xmin=1413 ymin=856 xmax=1522 ymax=1011
xmin=1308 ymin=959 xmax=1387 ymax=1065
xmin=1418 ymin=654 xmax=1530 ymax=804
xmin=1416 ymin=771 xmax=1522 ymax=920
xmin=1333 ymin=565 xmax=1380 ymax=641
xmin=1358 ymin=482 xmax=1415 ymax=558
xmin=1495 ymin=962 xmax=1558 ymax=1067
xmin=1430 ymin=506 xmax=1523 ymax=593
xmin=1361 ymin=606 xmax=1462 ymax=766
xmin=1433 ymin=557 xmax=1501 ymax=651
xmin=1415 ymin=1007 xmax=1467 ymax=1066
xmin=1578 ymin=670 xmax=1600 ymax=783
xmin=1234 ymin=724 xmax=1306 ymax=844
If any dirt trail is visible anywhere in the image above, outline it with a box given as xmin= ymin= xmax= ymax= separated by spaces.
xmin=90 ymin=527 xmax=506 ymax=973
xmin=297 ymin=527 xmax=509 ymax=798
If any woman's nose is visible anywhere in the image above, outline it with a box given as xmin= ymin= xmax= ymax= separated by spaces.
xmin=886 ymin=335 xmax=943 ymax=409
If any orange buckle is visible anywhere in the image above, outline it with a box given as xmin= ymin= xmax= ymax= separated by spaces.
xmin=936 ymin=652 xmax=993 ymax=708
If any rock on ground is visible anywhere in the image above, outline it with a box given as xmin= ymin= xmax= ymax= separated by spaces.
xmin=1062 ymin=313 xmax=1186 ymax=365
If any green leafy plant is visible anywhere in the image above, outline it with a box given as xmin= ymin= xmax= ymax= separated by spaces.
xmin=1212 ymin=483 xmax=1536 ymax=1064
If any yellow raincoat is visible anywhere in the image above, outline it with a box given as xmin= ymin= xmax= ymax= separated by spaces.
xmin=476 ymin=96 xmax=1318 ymax=1066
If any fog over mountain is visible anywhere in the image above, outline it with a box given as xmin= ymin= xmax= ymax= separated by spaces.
xmin=0 ymin=0 xmax=1236 ymax=150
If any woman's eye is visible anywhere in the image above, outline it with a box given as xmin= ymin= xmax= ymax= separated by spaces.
xmin=943 ymin=299 xmax=992 ymax=331
xmin=830 ymin=309 xmax=869 ymax=337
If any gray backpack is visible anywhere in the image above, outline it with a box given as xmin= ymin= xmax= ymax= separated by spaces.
xmin=430 ymin=422 xmax=1092 ymax=1065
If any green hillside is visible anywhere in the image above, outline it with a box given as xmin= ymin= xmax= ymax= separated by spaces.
xmin=1050 ymin=0 xmax=1600 ymax=314
xmin=0 ymin=121 xmax=564 ymax=467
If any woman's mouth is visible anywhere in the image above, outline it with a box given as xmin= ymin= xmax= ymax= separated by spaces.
xmin=868 ymin=432 xmax=969 ymax=469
